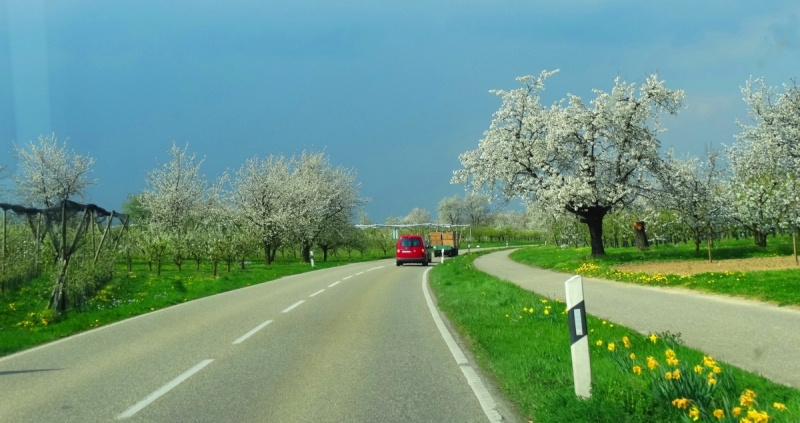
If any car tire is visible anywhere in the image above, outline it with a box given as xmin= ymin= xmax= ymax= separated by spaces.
xmin=423 ymin=260 xmax=428 ymax=266
xmin=396 ymin=261 xmax=402 ymax=266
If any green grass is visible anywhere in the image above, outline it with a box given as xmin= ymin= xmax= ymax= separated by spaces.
xmin=510 ymin=237 xmax=800 ymax=307
xmin=0 ymin=252 xmax=387 ymax=357
xmin=429 ymin=251 xmax=800 ymax=423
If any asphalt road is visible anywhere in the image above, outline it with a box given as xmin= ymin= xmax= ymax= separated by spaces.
xmin=0 ymin=259 xmax=514 ymax=423
xmin=475 ymin=249 xmax=800 ymax=388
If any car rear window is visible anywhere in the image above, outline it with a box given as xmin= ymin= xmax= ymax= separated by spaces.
xmin=400 ymin=238 xmax=421 ymax=247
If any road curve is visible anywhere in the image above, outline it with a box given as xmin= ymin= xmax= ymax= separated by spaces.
xmin=475 ymin=248 xmax=800 ymax=388
xmin=0 ymin=259 xmax=515 ymax=422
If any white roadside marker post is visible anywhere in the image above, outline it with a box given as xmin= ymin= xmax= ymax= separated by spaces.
xmin=565 ymin=275 xmax=592 ymax=398
xmin=310 ymin=250 xmax=315 ymax=268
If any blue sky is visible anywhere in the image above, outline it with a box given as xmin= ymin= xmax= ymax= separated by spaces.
xmin=1 ymin=0 xmax=799 ymax=221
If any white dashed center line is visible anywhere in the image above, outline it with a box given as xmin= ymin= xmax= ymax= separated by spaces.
xmin=232 ymin=320 xmax=273 ymax=344
xmin=282 ymin=300 xmax=305 ymax=313
xmin=116 ymin=359 xmax=214 ymax=419
xmin=328 ymin=281 xmax=340 ymax=287
xmin=309 ymin=289 xmax=325 ymax=297
xmin=342 ymin=276 xmax=352 ymax=280
xmin=356 ymin=272 xmax=364 ymax=275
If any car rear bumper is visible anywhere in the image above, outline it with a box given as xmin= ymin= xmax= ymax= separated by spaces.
xmin=395 ymin=257 xmax=429 ymax=264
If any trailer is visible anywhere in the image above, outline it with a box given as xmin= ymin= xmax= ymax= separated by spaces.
xmin=428 ymin=231 xmax=460 ymax=257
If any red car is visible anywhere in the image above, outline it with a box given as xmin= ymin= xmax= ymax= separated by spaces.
xmin=395 ymin=234 xmax=431 ymax=266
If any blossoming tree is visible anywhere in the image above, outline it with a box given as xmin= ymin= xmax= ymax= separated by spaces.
xmin=453 ymin=70 xmax=685 ymax=256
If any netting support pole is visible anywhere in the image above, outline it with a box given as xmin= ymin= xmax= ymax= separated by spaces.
xmin=2 ymin=208 xmax=6 ymax=293
xmin=93 ymin=213 xmax=114 ymax=264
xmin=35 ymin=214 xmax=41 ymax=277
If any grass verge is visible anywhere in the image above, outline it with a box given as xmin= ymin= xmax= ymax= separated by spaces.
xmin=1 ymin=255 xmax=384 ymax=357
xmin=429 ymin=251 xmax=800 ymax=422
xmin=510 ymin=239 xmax=800 ymax=307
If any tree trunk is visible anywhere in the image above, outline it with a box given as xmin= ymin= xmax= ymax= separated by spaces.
xmin=213 ymin=261 xmax=218 ymax=277
xmin=577 ymin=212 xmax=607 ymax=257
xmin=753 ymin=231 xmax=767 ymax=248
xmin=263 ymin=242 xmax=272 ymax=265
xmin=633 ymin=221 xmax=649 ymax=251
xmin=693 ymin=230 xmax=701 ymax=252
xmin=301 ymin=243 xmax=311 ymax=263
xmin=322 ymin=247 xmax=329 ymax=262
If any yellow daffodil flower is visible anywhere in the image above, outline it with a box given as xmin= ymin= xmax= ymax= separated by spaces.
xmin=649 ymin=334 xmax=658 ymax=343
xmin=688 ymin=406 xmax=700 ymax=421
xmin=629 ymin=353 xmax=636 ymax=360
xmin=607 ymin=343 xmax=615 ymax=352
xmin=773 ymin=402 xmax=788 ymax=411
xmin=632 ymin=365 xmax=642 ymax=375
xmin=671 ymin=398 xmax=689 ymax=409
xmin=712 ymin=409 xmax=724 ymax=419
xmin=732 ymin=407 xmax=741 ymax=417
xmin=596 ymin=340 xmax=603 ymax=346
xmin=622 ymin=336 xmax=631 ymax=348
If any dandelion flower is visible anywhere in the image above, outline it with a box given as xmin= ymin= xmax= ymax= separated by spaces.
xmin=712 ymin=409 xmax=724 ymax=419
xmin=607 ymin=343 xmax=616 ymax=352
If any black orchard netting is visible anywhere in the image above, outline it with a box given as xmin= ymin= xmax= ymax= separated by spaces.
xmin=1 ymin=201 xmax=129 ymax=313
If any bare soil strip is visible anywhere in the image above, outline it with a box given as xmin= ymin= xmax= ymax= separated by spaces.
xmin=613 ymin=255 xmax=800 ymax=275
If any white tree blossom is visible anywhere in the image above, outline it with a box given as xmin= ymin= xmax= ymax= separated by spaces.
xmin=463 ymin=194 xmax=492 ymax=226
xmin=141 ymin=142 xmax=209 ymax=271
xmin=657 ymin=149 xmax=728 ymax=251
xmin=726 ymin=137 xmax=792 ymax=247
xmin=453 ymin=70 xmax=685 ymax=256
xmin=285 ymin=151 xmax=367 ymax=263
xmin=738 ymin=78 xmax=800 ymax=169
xmin=13 ymin=133 xmax=96 ymax=207
xmin=228 ymin=155 xmax=292 ymax=264
xmin=402 ymin=208 xmax=432 ymax=225
xmin=437 ymin=195 xmax=464 ymax=225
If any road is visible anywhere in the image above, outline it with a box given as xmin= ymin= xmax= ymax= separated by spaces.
xmin=475 ymin=249 xmax=800 ymax=388
xmin=0 ymin=259 xmax=513 ymax=422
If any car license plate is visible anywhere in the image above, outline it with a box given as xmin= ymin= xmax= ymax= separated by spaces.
xmin=401 ymin=250 xmax=411 ymax=253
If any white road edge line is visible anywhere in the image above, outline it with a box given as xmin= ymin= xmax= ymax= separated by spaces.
xmin=328 ymin=281 xmax=341 ymax=287
xmin=309 ymin=289 xmax=325 ymax=297
xmin=116 ymin=359 xmax=214 ymax=419
xmin=422 ymin=268 xmax=502 ymax=423
xmin=342 ymin=276 xmax=353 ymax=280
xmin=282 ymin=300 xmax=305 ymax=313
xmin=232 ymin=320 xmax=273 ymax=344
